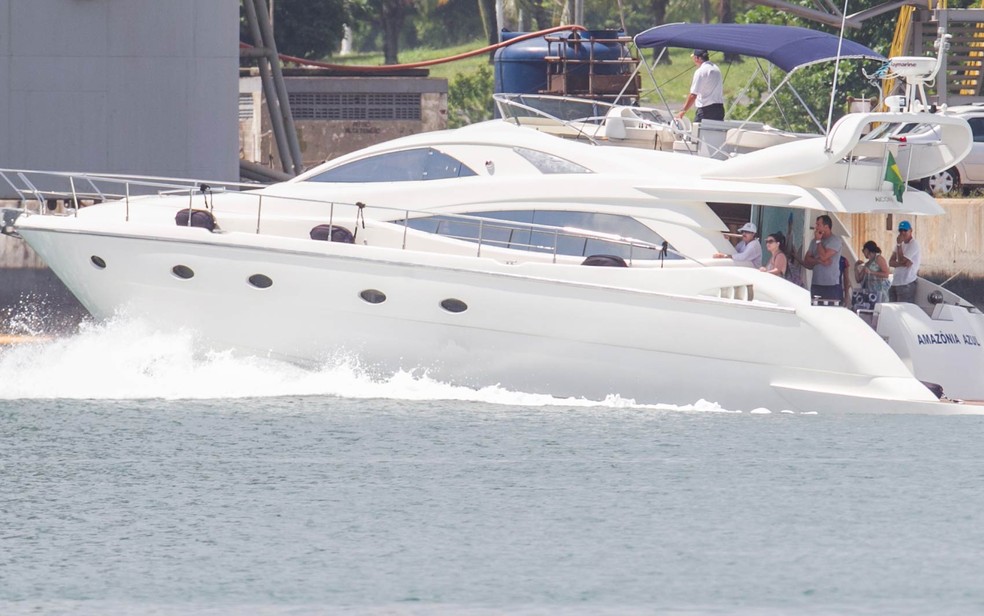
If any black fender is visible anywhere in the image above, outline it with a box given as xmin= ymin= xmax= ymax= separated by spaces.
xmin=1 ymin=208 xmax=24 ymax=238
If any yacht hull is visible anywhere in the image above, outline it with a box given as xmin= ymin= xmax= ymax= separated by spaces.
xmin=16 ymin=222 xmax=972 ymax=414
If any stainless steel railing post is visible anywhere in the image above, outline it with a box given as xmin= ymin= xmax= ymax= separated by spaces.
xmin=402 ymin=211 xmax=409 ymax=250
xmin=328 ymin=202 xmax=335 ymax=239
xmin=69 ymin=176 xmax=78 ymax=217
xmin=256 ymin=195 xmax=263 ymax=233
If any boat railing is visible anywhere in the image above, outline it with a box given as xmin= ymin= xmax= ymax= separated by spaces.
xmin=494 ymin=93 xmax=718 ymax=156
xmin=242 ymin=191 xmax=684 ymax=264
xmin=0 ymin=168 xmax=693 ymax=266
xmin=0 ymin=167 xmax=259 ymax=222
xmin=494 ymin=94 xmax=609 ymax=144
xmin=248 ymin=190 xmax=690 ymax=264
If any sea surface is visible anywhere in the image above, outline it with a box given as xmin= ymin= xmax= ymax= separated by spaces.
xmin=2 ymin=317 xmax=984 ymax=615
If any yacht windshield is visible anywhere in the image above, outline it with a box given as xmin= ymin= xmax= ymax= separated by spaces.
xmin=308 ymin=148 xmax=477 ymax=182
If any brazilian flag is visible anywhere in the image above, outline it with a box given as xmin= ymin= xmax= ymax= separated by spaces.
xmin=885 ymin=151 xmax=905 ymax=203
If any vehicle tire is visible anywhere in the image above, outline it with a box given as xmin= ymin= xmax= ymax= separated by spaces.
xmin=921 ymin=168 xmax=960 ymax=196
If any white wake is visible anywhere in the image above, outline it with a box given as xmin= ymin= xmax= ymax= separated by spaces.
xmin=0 ymin=316 xmax=746 ymax=411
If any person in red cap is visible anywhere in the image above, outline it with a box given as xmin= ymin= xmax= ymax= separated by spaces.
xmin=675 ymin=49 xmax=724 ymax=122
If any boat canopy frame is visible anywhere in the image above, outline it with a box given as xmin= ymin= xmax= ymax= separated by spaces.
xmin=631 ymin=23 xmax=886 ymax=134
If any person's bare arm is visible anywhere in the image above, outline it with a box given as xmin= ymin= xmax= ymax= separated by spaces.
xmin=815 ymin=241 xmax=836 ymax=265
xmin=802 ymin=230 xmax=823 ymax=268
xmin=802 ymin=250 xmax=816 ymax=269
xmin=676 ymin=93 xmax=697 ymax=118
xmin=873 ymin=255 xmax=891 ymax=277
xmin=889 ymin=234 xmax=911 ymax=267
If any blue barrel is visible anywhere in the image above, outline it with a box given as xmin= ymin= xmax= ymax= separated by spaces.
xmin=494 ymin=31 xmax=552 ymax=95
xmin=494 ymin=29 xmax=631 ymax=95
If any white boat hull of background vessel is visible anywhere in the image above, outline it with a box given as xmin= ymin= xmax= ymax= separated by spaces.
xmin=15 ymin=215 xmax=983 ymax=414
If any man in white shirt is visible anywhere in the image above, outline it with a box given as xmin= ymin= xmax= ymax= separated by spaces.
xmin=713 ymin=222 xmax=761 ymax=268
xmin=889 ymin=220 xmax=921 ymax=302
xmin=675 ymin=49 xmax=725 ymax=122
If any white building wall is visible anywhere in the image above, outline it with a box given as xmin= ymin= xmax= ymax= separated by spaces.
xmin=0 ymin=0 xmax=238 ymax=182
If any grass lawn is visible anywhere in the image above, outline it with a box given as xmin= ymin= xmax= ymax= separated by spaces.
xmin=331 ymin=38 xmax=764 ymax=112
xmin=331 ymin=39 xmax=492 ymax=81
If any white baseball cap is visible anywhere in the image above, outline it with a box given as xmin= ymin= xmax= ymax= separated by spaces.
xmin=737 ymin=222 xmax=757 ymax=234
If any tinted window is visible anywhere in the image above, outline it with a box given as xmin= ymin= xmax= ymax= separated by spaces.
xmin=969 ymin=117 xmax=984 ymax=143
xmin=398 ymin=210 xmax=678 ymax=260
xmin=309 ymin=148 xmax=477 ymax=182
xmin=513 ymin=148 xmax=592 ymax=174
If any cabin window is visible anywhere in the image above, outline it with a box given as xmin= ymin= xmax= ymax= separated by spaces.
xmin=171 ymin=265 xmax=195 ymax=280
xmin=360 ymin=289 xmax=387 ymax=304
xmin=513 ymin=147 xmax=592 ymax=174
xmin=396 ymin=210 xmax=680 ymax=261
xmin=440 ymin=298 xmax=468 ymax=313
xmin=308 ymin=147 xmax=477 ymax=183
xmin=248 ymin=274 xmax=273 ymax=289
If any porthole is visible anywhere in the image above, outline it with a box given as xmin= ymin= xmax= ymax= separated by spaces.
xmin=248 ymin=274 xmax=273 ymax=289
xmin=171 ymin=265 xmax=195 ymax=280
xmin=440 ymin=298 xmax=468 ymax=313
xmin=90 ymin=255 xmax=106 ymax=269
xmin=359 ymin=289 xmax=386 ymax=304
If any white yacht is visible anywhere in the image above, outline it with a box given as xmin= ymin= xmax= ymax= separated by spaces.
xmin=2 ymin=105 xmax=982 ymax=413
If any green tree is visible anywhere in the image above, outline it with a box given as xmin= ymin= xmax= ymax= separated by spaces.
xmin=729 ymin=5 xmax=894 ymax=132
xmin=448 ymin=64 xmax=495 ymax=127
xmin=240 ymin=0 xmax=350 ymax=59
xmin=476 ymin=0 xmax=498 ymax=50
xmin=350 ymin=0 xmax=420 ymax=64
xmin=415 ymin=0 xmax=485 ymax=47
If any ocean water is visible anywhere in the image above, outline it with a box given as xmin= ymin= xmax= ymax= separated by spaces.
xmin=2 ymin=318 xmax=984 ymax=615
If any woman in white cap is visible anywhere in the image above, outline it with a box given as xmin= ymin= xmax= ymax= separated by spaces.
xmin=713 ymin=222 xmax=762 ymax=268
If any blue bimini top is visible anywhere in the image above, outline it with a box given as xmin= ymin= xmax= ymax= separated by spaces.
xmin=634 ymin=23 xmax=884 ymax=73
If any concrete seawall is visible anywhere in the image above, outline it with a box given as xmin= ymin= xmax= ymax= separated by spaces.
xmin=0 ymin=230 xmax=46 ymax=269
xmin=846 ymin=198 xmax=984 ymax=279
xmin=845 ymin=198 xmax=984 ymax=307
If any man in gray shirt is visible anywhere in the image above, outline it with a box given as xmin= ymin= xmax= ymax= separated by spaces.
xmin=803 ymin=214 xmax=843 ymax=302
